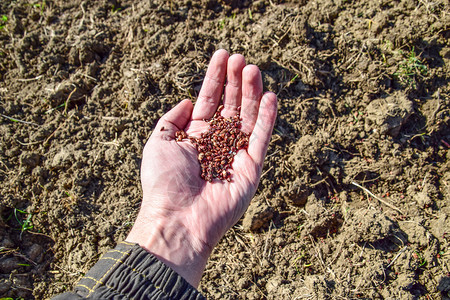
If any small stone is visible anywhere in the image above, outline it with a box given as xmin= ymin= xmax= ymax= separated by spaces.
xmin=437 ymin=277 xmax=450 ymax=293
xmin=52 ymin=147 xmax=72 ymax=168
xmin=27 ymin=244 xmax=44 ymax=263
xmin=242 ymin=200 xmax=273 ymax=231
xmin=414 ymin=191 xmax=433 ymax=208
xmin=365 ymin=91 xmax=413 ymax=137
xmin=20 ymin=153 xmax=41 ymax=169
xmin=266 ymin=276 xmax=281 ymax=294
xmin=0 ymin=257 xmax=21 ymax=273
xmin=0 ymin=281 xmax=11 ymax=294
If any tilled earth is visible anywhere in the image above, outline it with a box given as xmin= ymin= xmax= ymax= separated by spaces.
xmin=0 ymin=0 xmax=449 ymax=299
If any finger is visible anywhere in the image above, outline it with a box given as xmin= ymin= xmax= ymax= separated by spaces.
xmin=222 ymin=54 xmax=246 ymax=118
xmin=192 ymin=49 xmax=229 ymax=120
xmin=247 ymin=92 xmax=277 ymax=166
xmin=240 ymin=65 xmax=263 ymax=134
xmin=154 ymin=99 xmax=193 ymax=134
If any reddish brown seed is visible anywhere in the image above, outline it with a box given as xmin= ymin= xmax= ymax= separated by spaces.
xmin=174 ymin=104 xmax=248 ymax=182
xmin=237 ymin=136 xmax=249 ymax=149
xmin=236 ymin=139 xmax=244 ymax=149
xmin=175 ymin=133 xmax=183 ymax=141
xmin=198 ymin=152 xmax=205 ymax=161
xmin=175 ymin=130 xmax=188 ymax=141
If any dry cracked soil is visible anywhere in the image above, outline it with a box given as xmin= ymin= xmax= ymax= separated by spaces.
xmin=0 ymin=0 xmax=449 ymax=299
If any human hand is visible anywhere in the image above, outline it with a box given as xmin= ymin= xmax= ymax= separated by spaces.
xmin=126 ymin=49 xmax=277 ymax=287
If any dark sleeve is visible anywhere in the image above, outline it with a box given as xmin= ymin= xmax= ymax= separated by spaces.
xmin=52 ymin=241 xmax=205 ymax=300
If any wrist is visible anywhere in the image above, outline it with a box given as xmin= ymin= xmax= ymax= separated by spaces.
xmin=125 ymin=209 xmax=212 ymax=287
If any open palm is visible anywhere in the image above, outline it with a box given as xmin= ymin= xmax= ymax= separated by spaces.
xmin=126 ymin=50 xmax=277 ymax=287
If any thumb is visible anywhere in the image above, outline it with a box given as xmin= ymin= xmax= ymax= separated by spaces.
xmin=154 ymin=99 xmax=194 ymax=135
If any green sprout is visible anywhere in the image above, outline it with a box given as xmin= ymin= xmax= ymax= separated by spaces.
xmin=418 ymin=258 xmax=427 ymax=267
xmin=111 ymin=5 xmax=122 ymax=14
xmin=248 ymin=8 xmax=253 ymax=21
xmin=414 ymin=250 xmax=427 ymax=268
xmin=353 ymin=111 xmax=363 ymax=123
xmin=219 ymin=13 xmax=237 ymax=30
xmin=33 ymin=0 xmax=46 ymax=14
xmin=13 ymin=209 xmax=34 ymax=238
xmin=0 ymin=15 xmax=7 ymax=30
xmin=218 ymin=19 xmax=225 ymax=30
xmin=122 ymin=221 xmax=134 ymax=228
xmin=1 ymin=114 xmax=20 ymax=123
xmin=297 ymin=224 xmax=304 ymax=238
xmin=393 ymin=47 xmax=428 ymax=89
xmin=293 ymin=251 xmax=311 ymax=274
xmin=44 ymin=102 xmax=65 ymax=114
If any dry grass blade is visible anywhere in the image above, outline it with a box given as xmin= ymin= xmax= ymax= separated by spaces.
xmin=351 ymin=181 xmax=404 ymax=215
xmin=385 ymin=246 xmax=408 ymax=269
xmin=64 ymin=87 xmax=77 ymax=115
xmin=17 ymin=75 xmax=43 ymax=82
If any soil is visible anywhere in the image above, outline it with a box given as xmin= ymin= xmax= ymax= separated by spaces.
xmin=0 ymin=0 xmax=449 ymax=299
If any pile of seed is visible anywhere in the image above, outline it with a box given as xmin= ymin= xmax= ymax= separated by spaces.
xmin=175 ymin=105 xmax=249 ymax=182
